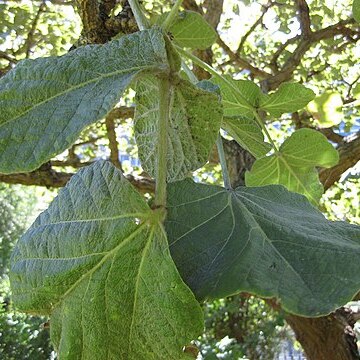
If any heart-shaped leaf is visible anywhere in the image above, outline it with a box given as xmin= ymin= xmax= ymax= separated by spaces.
xmin=245 ymin=128 xmax=339 ymax=204
xmin=10 ymin=161 xmax=203 ymax=359
xmin=353 ymin=0 xmax=360 ymax=22
xmin=165 ymin=179 xmax=360 ymax=316
xmin=134 ymin=76 xmax=222 ymax=181
xmin=165 ymin=11 xmax=217 ymax=49
xmin=0 ymin=28 xmax=169 ymax=174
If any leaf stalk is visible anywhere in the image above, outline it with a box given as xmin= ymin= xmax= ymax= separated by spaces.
xmin=162 ymin=0 xmax=183 ymax=31
xmin=216 ymin=134 xmax=232 ymax=190
xmin=128 ymin=0 xmax=150 ymax=30
xmin=154 ymin=78 xmax=171 ymax=207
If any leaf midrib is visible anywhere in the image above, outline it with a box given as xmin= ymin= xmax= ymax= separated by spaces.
xmin=52 ymin=222 xmax=148 ymax=311
xmin=0 ymin=65 xmax=164 ymax=129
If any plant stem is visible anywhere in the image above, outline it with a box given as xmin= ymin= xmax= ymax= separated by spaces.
xmin=181 ymin=60 xmax=198 ymax=83
xmin=162 ymin=0 xmax=183 ymax=30
xmin=128 ymin=0 xmax=150 ymax=30
xmin=154 ymin=78 xmax=170 ymax=207
xmin=252 ymin=110 xmax=279 ymax=152
xmin=216 ymin=134 xmax=232 ymax=190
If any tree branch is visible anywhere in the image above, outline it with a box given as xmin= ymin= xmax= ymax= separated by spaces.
xmin=105 ymin=116 xmax=123 ymax=171
xmin=320 ymin=132 xmax=360 ymax=190
xmin=264 ymin=19 xmax=358 ymax=90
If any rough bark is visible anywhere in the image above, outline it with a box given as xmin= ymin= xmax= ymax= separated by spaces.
xmin=286 ymin=308 xmax=360 ymax=360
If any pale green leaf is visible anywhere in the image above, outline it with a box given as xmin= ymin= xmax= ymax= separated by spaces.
xmin=0 ymin=29 xmax=169 ymax=174
xmin=307 ymin=91 xmax=343 ymax=127
xmin=10 ymin=161 xmax=203 ymax=359
xmin=353 ymin=0 xmax=360 ymax=22
xmin=222 ymin=117 xmax=272 ymax=158
xmin=134 ymin=76 xmax=222 ymax=181
xmin=165 ymin=179 xmax=360 ymax=316
xmin=259 ymin=82 xmax=315 ymax=117
xmin=211 ymin=76 xmax=262 ymax=119
xmin=167 ymin=11 xmax=217 ymax=49
xmin=245 ymin=128 xmax=339 ymax=204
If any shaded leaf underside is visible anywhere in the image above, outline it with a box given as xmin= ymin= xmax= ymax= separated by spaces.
xmin=134 ymin=76 xmax=222 ymax=181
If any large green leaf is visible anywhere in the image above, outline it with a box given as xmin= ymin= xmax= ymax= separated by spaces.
xmin=245 ymin=128 xmax=339 ymax=204
xmin=134 ymin=76 xmax=222 ymax=181
xmin=167 ymin=11 xmax=217 ymax=49
xmin=10 ymin=161 xmax=203 ymax=359
xmin=259 ymin=82 xmax=315 ymax=117
xmin=165 ymin=179 xmax=360 ymax=317
xmin=0 ymin=28 xmax=169 ymax=174
xmin=353 ymin=0 xmax=360 ymax=22
xmin=223 ymin=117 xmax=272 ymax=158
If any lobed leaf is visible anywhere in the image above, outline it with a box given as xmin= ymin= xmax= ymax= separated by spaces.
xmin=165 ymin=179 xmax=360 ymax=317
xmin=211 ymin=75 xmax=262 ymax=119
xmin=10 ymin=161 xmax=203 ymax=359
xmin=245 ymin=128 xmax=339 ymax=204
xmin=134 ymin=76 xmax=222 ymax=182
xmin=0 ymin=28 xmax=169 ymax=174
xmin=259 ymin=82 xmax=315 ymax=117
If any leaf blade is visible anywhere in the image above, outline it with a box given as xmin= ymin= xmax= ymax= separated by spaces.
xmin=0 ymin=29 xmax=169 ymax=174
xmin=165 ymin=179 xmax=360 ymax=317
xmin=10 ymin=161 xmax=203 ymax=359
xmin=134 ymin=76 xmax=223 ymax=181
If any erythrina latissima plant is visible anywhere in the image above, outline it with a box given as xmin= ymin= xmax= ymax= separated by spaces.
xmin=0 ymin=1 xmax=360 ymax=359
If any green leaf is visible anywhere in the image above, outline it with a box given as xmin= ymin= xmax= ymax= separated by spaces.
xmin=165 ymin=179 xmax=360 ymax=316
xmin=353 ymin=0 xmax=360 ymax=22
xmin=211 ymin=76 xmax=262 ymax=119
xmin=167 ymin=11 xmax=217 ymax=50
xmin=245 ymin=128 xmax=339 ymax=204
xmin=10 ymin=161 xmax=203 ymax=359
xmin=222 ymin=117 xmax=272 ymax=158
xmin=307 ymin=91 xmax=343 ymax=127
xmin=259 ymin=83 xmax=315 ymax=117
xmin=134 ymin=76 xmax=223 ymax=181
xmin=0 ymin=28 xmax=169 ymax=174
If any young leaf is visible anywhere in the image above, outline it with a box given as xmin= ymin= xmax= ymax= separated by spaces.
xmin=307 ymin=91 xmax=343 ymax=127
xmin=259 ymin=82 xmax=315 ymax=117
xmin=165 ymin=179 xmax=360 ymax=317
xmin=353 ymin=0 xmax=360 ymax=22
xmin=0 ymin=28 xmax=169 ymax=174
xmin=166 ymin=11 xmax=217 ymax=49
xmin=10 ymin=161 xmax=203 ymax=359
xmin=223 ymin=117 xmax=272 ymax=158
xmin=208 ymin=76 xmax=271 ymax=157
xmin=211 ymin=76 xmax=263 ymax=119
xmin=245 ymin=128 xmax=339 ymax=204
xmin=134 ymin=76 xmax=222 ymax=181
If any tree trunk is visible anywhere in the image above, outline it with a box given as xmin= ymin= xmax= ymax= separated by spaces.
xmin=286 ymin=308 xmax=360 ymax=360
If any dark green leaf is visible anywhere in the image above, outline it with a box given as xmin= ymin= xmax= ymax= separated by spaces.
xmin=245 ymin=128 xmax=339 ymax=204
xmin=165 ymin=179 xmax=360 ymax=316
xmin=0 ymin=29 xmax=169 ymax=174
xmin=259 ymin=83 xmax=315 ymax=117
xmin=134 ymin=76 xmax=222 ymax=181
xmin=10 ymin=161 xmax=203 ymax=359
